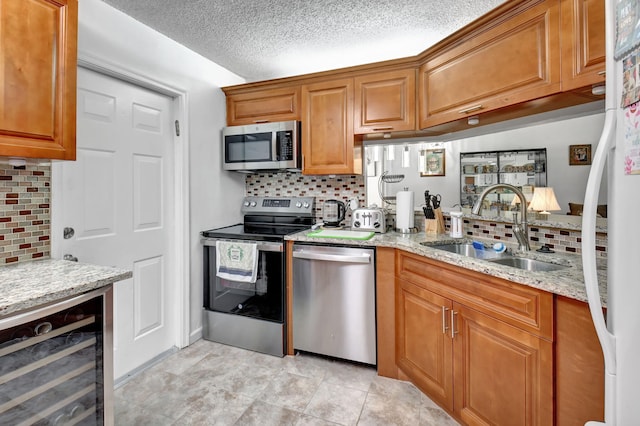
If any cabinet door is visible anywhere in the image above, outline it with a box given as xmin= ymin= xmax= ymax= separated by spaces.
xmin=560 ymin=0 xmax=606 ymax=91
xmin=226 ymin=86 xmax=300 ymax=126
xmin=301 ymin=78 xmax=361 ymax=175
xmin=0 ymin=0 xmax=77 ymax=160
xmin=555 ymin=296 xmax=605 ymax=425
xmin=452 ymin=303 xmax=553 ymax=426
xmin=396 ymin=279 xmax=454 ymax=411
xmin=354 ymin=69 xmax=416 ymax=134
xmin=419 ymin=0 xmax=561 ymax=129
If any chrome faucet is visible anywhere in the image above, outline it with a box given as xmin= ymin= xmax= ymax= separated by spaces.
xmin=471 ymin=184 xmax=530 ymax=251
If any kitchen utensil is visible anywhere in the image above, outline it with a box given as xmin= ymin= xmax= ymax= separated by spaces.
xmin=431 ymin=194 xmax=442 ymax=209
xmin=323 ymin=199 xmax=346 ymax=228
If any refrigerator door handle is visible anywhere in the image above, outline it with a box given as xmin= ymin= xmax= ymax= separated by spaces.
xmin=582 ymin=110 xmax=617 ymax=376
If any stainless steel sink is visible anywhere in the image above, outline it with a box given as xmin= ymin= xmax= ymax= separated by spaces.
xmin=421 ymin=242 xmax=505 ymax=260
xmin=422 ymin=242 xmax=569 ymax=272
xmin=422 ymin=243 xmax=477 ymax=256
xmin=487 ymin=256 xmax=568 ymax=272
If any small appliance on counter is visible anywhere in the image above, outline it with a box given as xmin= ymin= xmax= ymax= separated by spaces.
xmin=351 ymin=206 xmax=387 ymax=233
xmin=322 ymin=199 xmax=346 ymax=228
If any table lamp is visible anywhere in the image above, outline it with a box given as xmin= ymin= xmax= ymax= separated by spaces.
xmin=528 ymin=187 xmax=561 ymax=215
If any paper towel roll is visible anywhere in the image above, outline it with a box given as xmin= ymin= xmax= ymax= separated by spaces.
xmin=395 ymin=190 xmax=414 ymax=231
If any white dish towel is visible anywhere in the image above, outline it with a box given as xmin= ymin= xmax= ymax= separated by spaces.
xmin=216 ymin=240 xmax=258 ymax=283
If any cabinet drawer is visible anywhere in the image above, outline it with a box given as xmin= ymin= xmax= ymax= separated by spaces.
xmin=396 ymin=251 xmax=553 ymax=339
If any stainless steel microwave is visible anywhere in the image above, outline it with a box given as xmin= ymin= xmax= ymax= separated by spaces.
xmin=222 ymin=120 xmax=301 ymax=172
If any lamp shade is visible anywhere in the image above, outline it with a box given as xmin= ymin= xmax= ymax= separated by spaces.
xmin=528 ymin=187 xmax=561 ymax=214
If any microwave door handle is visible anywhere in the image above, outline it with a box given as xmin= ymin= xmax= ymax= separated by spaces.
xmin=272 ymin=130 xmax=278 ymax=162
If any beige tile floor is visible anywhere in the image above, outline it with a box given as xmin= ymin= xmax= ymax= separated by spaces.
xmin=114 ymin=339 xmax=460 ymax=426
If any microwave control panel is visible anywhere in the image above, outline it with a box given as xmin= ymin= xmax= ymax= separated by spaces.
xmin=276 ymin=130 xmax=294 ymax=161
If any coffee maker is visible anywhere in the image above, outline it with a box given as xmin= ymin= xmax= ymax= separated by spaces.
xmin=322 ymin=199 xmax=346 ymax=228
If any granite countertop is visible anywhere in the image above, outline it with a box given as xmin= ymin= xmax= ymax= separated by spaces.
xmin=0 ymin=259 xmax=132 ymax=318
xmin=286 ymin=230 xmax=607 ymax=306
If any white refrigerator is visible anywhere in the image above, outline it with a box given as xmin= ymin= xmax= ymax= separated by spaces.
xmin=583 ymin=0 xmax=640 ymax=424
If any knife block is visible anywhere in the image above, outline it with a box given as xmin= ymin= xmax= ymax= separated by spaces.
xmin=425 ymin=208 xmax=445 ymax=235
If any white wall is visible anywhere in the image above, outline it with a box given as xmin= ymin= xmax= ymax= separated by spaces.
xmin=367 ymin=111 xmax=607 ymax=214
xmin=78 ymin=0 xmax=246 ymax=342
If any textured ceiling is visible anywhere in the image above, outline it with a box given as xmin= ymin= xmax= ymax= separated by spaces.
xmin=100 ymin=0 xmax=506 ymax=83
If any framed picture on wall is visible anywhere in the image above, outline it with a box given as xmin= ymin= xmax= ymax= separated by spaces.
xmin=421 ymin=149 xmax=445 ymax=176
xmin=569 ymin=144 xmax=592 ymax=166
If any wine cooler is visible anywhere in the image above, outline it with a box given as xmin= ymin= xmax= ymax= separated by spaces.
xmin=0 ymin=286 xmax=114 ymax=425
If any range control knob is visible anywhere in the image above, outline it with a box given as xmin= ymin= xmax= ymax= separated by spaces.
xmin=374 ymin=222 xmax=381 ymax=228
xmin=303 ymin=202 xmax=310 ymax=208
xmin=250 ymin=201 xmax=257 ymax=207
xmin=243 ymin=201 xmax=250 ymax=207
xmin=353 ymin=221 xmax=361 ymax=228
xmin=295 ymin=201 xmax=302 ymax=208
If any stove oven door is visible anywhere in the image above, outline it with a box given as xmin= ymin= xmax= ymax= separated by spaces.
xmin=201 ymin=239 xmax=285 ymax=356
xmin=203 ymin=239 xmax=284 ymax=322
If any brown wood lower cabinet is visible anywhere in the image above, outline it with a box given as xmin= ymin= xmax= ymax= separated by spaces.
xmin=394 ymin=251 xmax=553 ymax=425
xmin=555 ymin=296 xmax=605 ymax=425
xmin=453 ymin=303 xmax=553 ymax=426
xmin=396 ymin=279 xmax=453 ymax=411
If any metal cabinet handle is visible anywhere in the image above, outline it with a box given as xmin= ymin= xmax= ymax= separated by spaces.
xmin=254 ymin=120 xmax=269 ymax=123
xmin=458 ymin=104 xmax=484 ymax=114
xmin=292 ymin=251 xmax=371 ymax=264
xmin=597 ymin=70 xmax=606 ymax=76
xmin=441 ymin=306 xmax=449 ymax=334
xmin=450 ymin=310 xmax=458 ymax=338
xmin=372 ymin=126 xmax=394 ymax=131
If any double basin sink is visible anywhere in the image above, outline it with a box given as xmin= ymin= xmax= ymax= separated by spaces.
xmin=421 ymin=242 xmax=569 ymax=272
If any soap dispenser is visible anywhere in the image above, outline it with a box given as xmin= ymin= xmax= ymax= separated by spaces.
xmin=450 ymin=212 xmax=463 ymax=238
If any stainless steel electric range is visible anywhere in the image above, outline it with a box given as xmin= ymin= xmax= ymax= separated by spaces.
xmin=200 ymin=196 xmax=315 ymax=357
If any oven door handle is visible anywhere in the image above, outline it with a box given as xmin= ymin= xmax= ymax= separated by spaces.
xmin=202 ymin=238 xmax=283 ymax=253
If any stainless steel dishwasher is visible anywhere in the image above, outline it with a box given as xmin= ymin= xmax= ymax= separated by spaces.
xmin=292 ymin=244 xmax=376 ymax=365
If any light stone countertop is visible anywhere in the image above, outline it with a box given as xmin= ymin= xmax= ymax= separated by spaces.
xmin=286 ymin=230 xmax=608 ymax=306
xmin=0 ymin=259 xmax=132 ymax=318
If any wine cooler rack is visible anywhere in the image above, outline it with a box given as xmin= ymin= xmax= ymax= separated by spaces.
xmin=0 ymin=287 xmax=113 ymax=425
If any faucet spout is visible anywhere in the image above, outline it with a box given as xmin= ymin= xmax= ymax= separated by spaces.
xmin=471 ymin=184 xmax=530 ymax=251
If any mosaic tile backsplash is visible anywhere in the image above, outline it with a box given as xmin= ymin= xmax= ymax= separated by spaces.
xmin=439 ymin=215 xmax=607 ymax=258
xmin=246 ymin=172 xmax=608 ymax=257
xmin=246 ymin=172 xmax=365 ymax=224
xmin=0 ymin=162 xmax=51 ymax=264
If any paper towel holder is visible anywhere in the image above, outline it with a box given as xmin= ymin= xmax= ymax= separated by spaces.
xmin=396 ymin=225 xmax=418 ymax=234
xmin=395 ymin=188 xmax=419 ymax=234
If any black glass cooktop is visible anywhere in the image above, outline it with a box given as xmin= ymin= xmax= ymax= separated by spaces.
xmin=201 ymin=216 xmax=312 ymax=242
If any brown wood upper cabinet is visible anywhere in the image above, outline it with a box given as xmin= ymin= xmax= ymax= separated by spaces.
xmin=419 ymin=0 xmax=561 ymax=130
xmin=560 ymin=0 xmax=606 ymax=91
xmin=353 ymin=69 xmax=416 ymax=134
xmin=0 ymin=0 xmax=78 ymax=160
xmin=301 ymin=78 xmax=362 ymax=175
xmin=225 ymin=86 xmax=301 ymax=126
xmin=395 ymin=251 xmax=553 ymax=425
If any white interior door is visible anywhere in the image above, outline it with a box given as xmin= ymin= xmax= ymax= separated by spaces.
xmin=53 ymin=67 xmax=176 ymax=379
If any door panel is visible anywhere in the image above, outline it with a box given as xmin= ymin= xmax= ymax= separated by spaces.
xmin=134 ymin=256 xmax=164 ymax=337
xmin=453 ymin=303 xmax=553 ymax=426
xmin=54 ymin=68 xmax=175 ymax=379
xmin=396 ymin=279 xmax=454 ymax=411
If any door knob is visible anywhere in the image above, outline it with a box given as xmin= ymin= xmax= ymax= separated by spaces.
xmin=63 ymin=254 xmax=78 ymax=262
xmin=63 ymin=227 xmax=75 ymax=239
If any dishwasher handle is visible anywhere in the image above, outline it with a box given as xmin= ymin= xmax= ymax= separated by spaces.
xmin=292 ymin=250 xmax=371 ymax=264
